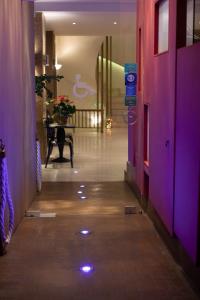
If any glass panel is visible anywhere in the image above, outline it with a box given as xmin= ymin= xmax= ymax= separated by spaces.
xmin=186 ymin=0 xmax=194 ymax=46
xmin=144 ymin=104 xmax=149 ymax=164
xmin=194 ymin=0 xmax=200 ymax=43
xmin=158 ymin=0 xmax=169 ymax=53
xmin=186 ymin=0 xmax=200 ymax=45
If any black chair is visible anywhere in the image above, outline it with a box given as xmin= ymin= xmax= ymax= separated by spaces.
xmin=45 ymin=121 xmax=74 ymax=168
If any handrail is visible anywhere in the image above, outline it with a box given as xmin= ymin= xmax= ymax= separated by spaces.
xmin=43 ymin=109 xmax=104 ymax=131
xmin=68 ymin=109 xmax=103 ymax=130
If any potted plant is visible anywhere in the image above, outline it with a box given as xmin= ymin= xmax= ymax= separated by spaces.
xmin=35 ymin=74 xmax=64 ymax=98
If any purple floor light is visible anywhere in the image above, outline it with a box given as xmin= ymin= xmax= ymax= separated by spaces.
xmin=80 ymin=265 xmax=93 ymax=274
xmin=80 ymin=229 xmax=90 ymax=236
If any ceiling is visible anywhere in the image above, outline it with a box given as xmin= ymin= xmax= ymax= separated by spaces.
xmin=35 ymin=0 xmax=137 ymax=12
xmin=42 ymin=11 xmax=136 ymax=35
xmin=35 ymin=0 xmax=136 ymax=3
xmin=35 ymin=0 xmax=136 ymax=36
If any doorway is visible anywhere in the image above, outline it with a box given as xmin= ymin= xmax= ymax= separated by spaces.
xmin=34 ymin=1 xmax=136 ymax=183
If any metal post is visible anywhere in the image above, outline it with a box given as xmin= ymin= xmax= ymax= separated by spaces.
xmin=110 ymin=36 xmax=113 ymax=118
xmin=106 ymin=36 xmax=109 ymax=119
xmin=97 ymin=54 xmax=100 ymax=131
xmin=101 ymin=43 xmax=104 ymax=133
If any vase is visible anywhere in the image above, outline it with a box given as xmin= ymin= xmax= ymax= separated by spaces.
xmin=54 ymin=114 xmax=68 ymax=125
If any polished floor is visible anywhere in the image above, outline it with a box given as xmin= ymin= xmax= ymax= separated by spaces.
xmin=42 ymin=128 xmax=128 ymax=182
xmin=0 ymin=129 xmax=199 ymax=299
xmin=0 ymin=182 xmax=198 ymax=300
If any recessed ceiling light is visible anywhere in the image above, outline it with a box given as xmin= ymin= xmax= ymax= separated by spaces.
xmin=114 ymin=21 xmax=117 ymax=25
xmin=72 ymin=22 xmax=76 ymax=25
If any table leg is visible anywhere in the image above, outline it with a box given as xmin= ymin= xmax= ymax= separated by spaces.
xmin=52 ymin=127 xmax=70 ymax=163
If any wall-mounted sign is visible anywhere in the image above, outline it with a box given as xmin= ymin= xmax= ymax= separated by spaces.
xmin=124 ymin=64 xmax=137 ymax=106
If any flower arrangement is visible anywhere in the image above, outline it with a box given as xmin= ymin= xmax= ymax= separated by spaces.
xmin=48 ymin=95 xmax=76 ymax=124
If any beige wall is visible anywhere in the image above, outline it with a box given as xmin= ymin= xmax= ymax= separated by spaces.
xmin=112 ymin=34 xmax=136 ymax=96
xmin=56 ymin=36 xmax=104 ymax=109
xmin=112 ymin=34 xmax=136 ymax=66
xmin=0 ymin=0 xmax=36 ymax=228
xmin=56 ymin=33 xmax=135 ymax=109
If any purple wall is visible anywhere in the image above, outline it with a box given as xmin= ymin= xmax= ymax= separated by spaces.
xmin=134 ymin=0 xmax=200 ymax=262
xmin=175 ymin=43 xmax=200 ymax=262
xmin=0 ymin=0 xmax=36 ymax=228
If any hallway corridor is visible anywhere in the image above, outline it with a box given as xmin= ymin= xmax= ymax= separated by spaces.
xmin=0 ymin=182 xmax=198 ymax=300
xmin=42 ymin=128 xmax=128 ymax=182
xmin=1 ymin=0 xmax=200 ymax=298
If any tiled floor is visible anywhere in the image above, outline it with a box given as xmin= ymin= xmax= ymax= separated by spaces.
xmin=42 ymin=128 xmax=128 ymax=182
xmin=0 ymin=182 xmax=198 ymax=300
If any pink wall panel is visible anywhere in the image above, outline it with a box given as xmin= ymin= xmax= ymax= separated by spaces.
xmin=175 ymin=43 xmax=200 ymax=262
xmin=135 ymin=0 xmax=200 ymax=261
xmin=150 ymin=53 xmax=174 ymax=232
xmin=135 ymin=0 xmax=176 ymax=233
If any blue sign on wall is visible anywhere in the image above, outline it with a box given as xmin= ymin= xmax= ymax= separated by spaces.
xmin=124 ymin=64 xmax=137 ymax=106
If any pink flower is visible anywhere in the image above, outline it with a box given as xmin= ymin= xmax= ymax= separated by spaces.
xmin=53 ymin=95 xmax=73 ymax=105
xmin=59 ymin=96 xmax=65 ymax=101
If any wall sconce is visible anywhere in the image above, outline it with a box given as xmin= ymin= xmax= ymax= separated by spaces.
xmin=42 ymin=54 xmax=49 ymax=67
xmin=55 ymin=63 xmax=62 ymax=70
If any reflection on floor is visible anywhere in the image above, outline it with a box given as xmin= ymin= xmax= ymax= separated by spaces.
xmin=0 ymin=128 xmax=198 ymax=299
xmin=42 ymin=128 xmax=128 ymax=182
xmin=0 ymin=182 xmax=198 ymax=300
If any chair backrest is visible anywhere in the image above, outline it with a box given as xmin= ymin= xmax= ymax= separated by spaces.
xmin=45 ymin=118 xmax=55 ymax=141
